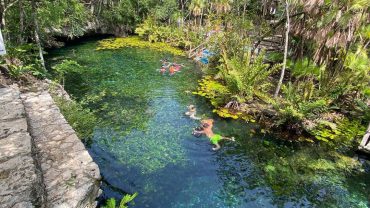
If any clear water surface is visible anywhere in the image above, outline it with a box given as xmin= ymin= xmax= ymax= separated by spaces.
xmin=46 ymin=38 xmax=370 ymax=208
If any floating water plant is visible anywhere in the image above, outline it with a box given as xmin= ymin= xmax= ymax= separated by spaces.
xmin=96 ymin=36 xmax=185 ymax=56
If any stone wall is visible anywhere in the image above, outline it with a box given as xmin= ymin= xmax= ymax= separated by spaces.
xmin=0 ymin=86 xmax=42 ymax=208
xmin=0 ymin=85 xmax=101 ymax=208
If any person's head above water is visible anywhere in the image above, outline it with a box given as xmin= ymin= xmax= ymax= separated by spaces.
xmin=201 ymin=119 xmax=214 ymax=128
xmin=188 ymin=105 xmax=196 ymax=111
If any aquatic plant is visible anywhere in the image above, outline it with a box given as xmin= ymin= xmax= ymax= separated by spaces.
xmin=263 ymin=147 xmax=363 ymax=196
xmin=102 ymin=193 xmax=138 ymax=208
xmin=309 ymin=118 xmax=366 ymax=148
xmin=95 ymin=121 xmax=188 ymax=174
xmin=81 ymin=89 xmax=152 ymax=135
xmin=243 ymin=137 xmax=368 ymax=207
xmin=96 ymin=36 xmax=185 ymax=56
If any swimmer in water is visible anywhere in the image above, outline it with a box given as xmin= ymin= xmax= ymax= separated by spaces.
xmin=169 ymin=65 xmax=176 ymax=75
xmin=160 ymin=66 xmax=166 ymax=75
xmin=192 ymin=119 xmax=235 ymax=151
xmin=185 ymin=105 xmax=201 ymax=120
xmin=173 ymin=63 xmax=184 ymax=72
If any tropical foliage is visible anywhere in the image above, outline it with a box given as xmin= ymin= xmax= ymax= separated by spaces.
xmin=102 ymin=193 xmax=138 ymax=208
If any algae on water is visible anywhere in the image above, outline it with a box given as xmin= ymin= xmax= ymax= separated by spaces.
xmin=96 ymin=36 xmax=185 ymax=56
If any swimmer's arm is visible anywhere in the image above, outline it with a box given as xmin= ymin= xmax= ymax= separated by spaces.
xmin=193 ymin=129 xmax=204 ymax=134
xmin=190 ymin=115 xmax=201 ymax=120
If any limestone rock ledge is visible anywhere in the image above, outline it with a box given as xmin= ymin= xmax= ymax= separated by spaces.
xmin=0 ymin=85 xmax=101 ymax=208
xmin=21 ymin=91 xmax=101 ymax=208
xmin=0 ymin=87 xmax=42 ymax=208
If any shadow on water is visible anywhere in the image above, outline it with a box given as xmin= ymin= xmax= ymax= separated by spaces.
xmin=46 ymin=38 xmax=370 ymax=208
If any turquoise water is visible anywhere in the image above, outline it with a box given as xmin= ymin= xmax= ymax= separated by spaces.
xmin=46 ymin=39 xmax=370 ymax=208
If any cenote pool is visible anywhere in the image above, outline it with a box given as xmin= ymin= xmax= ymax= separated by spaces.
xmin=47 ymin=38 xmax=370 ymax=208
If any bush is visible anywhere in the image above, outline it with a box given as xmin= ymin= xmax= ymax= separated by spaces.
xmin=309 ymin=118 xmax=366 ymax=148
xmin=52 ymin=60 xmax=84 ymax=85
xmin=192 ymin=76 xmax=230 ymax=107
xmin=54 ymin=97 xmax=98 ymax=141
xmin=135 ymin=18 xmax=202 ymax=49
xmin=218 ymin=50 xmax=281 ymax=103
xmin=1 ymin=44 xmax=46 ymax=79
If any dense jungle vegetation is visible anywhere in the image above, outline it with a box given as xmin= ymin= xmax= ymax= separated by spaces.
xmin=1 ymin=0 xmax=369 ymax=148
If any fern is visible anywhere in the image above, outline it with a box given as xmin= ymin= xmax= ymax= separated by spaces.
xmin=103 ymin=198 xmax=116 ymax=208
xmin=220 ymin=50 xmax=280 ymax=101
xmin=119 ymin=193 xmax=138 ymax=208
xmin=102 ymin=193 xmax=138 ymax=208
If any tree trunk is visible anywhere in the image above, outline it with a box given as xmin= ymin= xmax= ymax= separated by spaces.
xmin=1 ymin=0 xmax=20 ymax=41
xmin=274 ymin=0 xmax=290 ymax=98
xmin=262 ymin=0 xmax=267 ymax=16
xmin=0 ymin=0 xmax=5 ymax=30
xmin=1 ymin=0 xmax=18 ymax=40
xmin=31 ymin=0 xmax=46 ymax=72
xmin=18 ymin=0 xmax=24 ymax=43
xmin=180 ymin=0 xmax=185 ymax=15
xmin=200 ymin=8 xmax=203 ymax=27
xmin=243 ymin=2 xmax=247 ymax=19
xmin=1 ymin=0 xmax=7 ymax=41
xmin=90 ymin=0 xmax=95 ymax=14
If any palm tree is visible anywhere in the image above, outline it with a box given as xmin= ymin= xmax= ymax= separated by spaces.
xmin=213 ymin=0 xmax=232 ymax=14
xmin=189 ymin=0 xmax=206 ymax=26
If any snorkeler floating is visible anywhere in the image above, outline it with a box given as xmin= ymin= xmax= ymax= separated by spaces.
xmin=159 ymin=59 xmax=185 ymax=76
xmin=185 ymin=105 xmax=201 ymax=120
xmin=192 ymin=119 xmax=235 ymax=151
